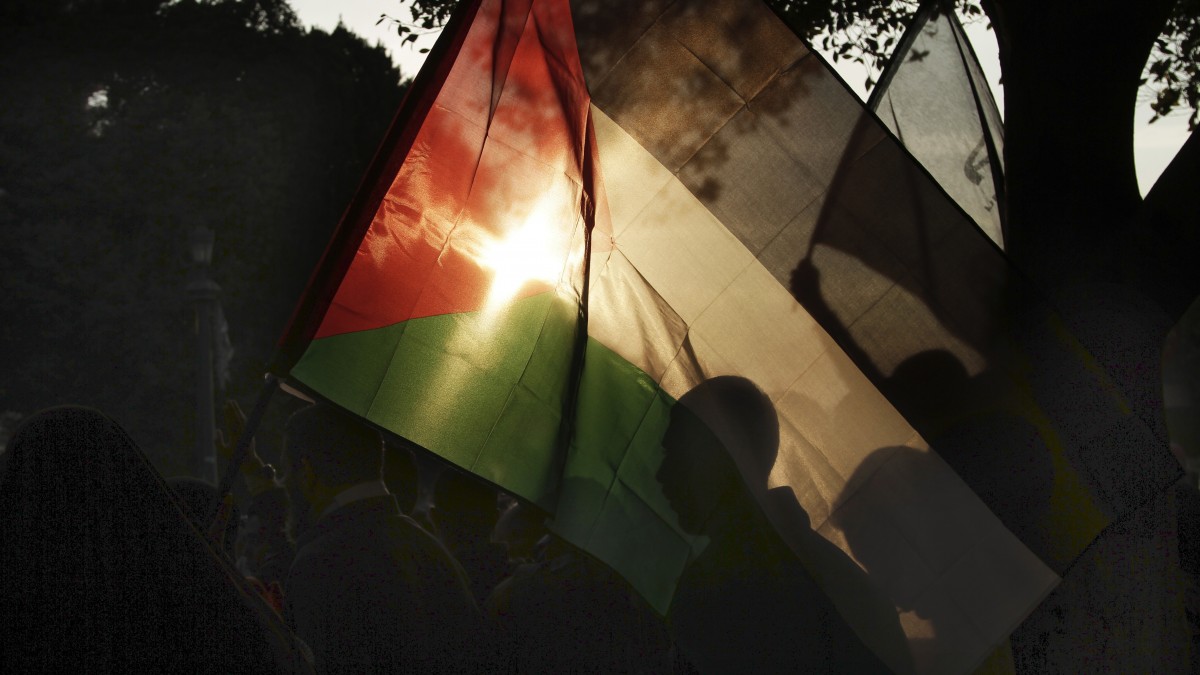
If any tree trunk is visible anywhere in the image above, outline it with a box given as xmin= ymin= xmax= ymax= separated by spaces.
xmin=978 ymin=6 xmax=1193 ymax=673
xmin=986 ymin=0 xmax=1175 ymax=290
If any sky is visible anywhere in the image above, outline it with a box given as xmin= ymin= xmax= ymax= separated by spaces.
xmin=288 ymin=0 xmax=1192 ymax=196
xmin=287 ymin=0 xmax=436 ymax=79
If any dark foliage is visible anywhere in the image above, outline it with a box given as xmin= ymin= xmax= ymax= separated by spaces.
xmin=0 ymin=0 xmax=406 ymax=475
xmin=386 ymin=0 xmax=1200 ymax=126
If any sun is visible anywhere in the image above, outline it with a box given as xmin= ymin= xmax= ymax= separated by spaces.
xmin=477 ymin=184 xmax=579 ymax=312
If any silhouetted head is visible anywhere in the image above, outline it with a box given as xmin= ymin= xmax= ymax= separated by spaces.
xmin=283 ymin=402 xmax=384 ymax=486
xmin=656 ymin=377 xmax=779 ymax=535
xmin=1 ymin=407 xmax=142 ymax=555
xmin=885 ymin=350 xmax=971 ymax=429
xmin=432 ymin=467 xmax=500 ymax=550
xmin=0 ymin=407 xmax=282 ymax=670
xmin=281 ymin=402 xmax=383 ymax=537
xmin=492 ymin=499 xmax=549 ymax=563
xmin=383 ymin=439 xmax=420 ymax=514
xmin=830 ymin=445 xmax=996 ymax=619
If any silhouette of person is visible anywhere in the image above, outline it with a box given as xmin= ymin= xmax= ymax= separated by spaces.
xmin=383 ymin=438 xmax=421 ymax=516
xmin=0 ymin=406 xmax=313 ymax=673
xmin=486 ymin=532 xmax=673 ymax=673
xmin=491 ymin=498 xmax=550 ymax=566
xmin=885 ymin=350 xmax=1055 ymax=563
xmin=216 ymin=399 xmax=294 ymax=589
xmin=430 ymin=466 xmax=510 ymax=605
xmin=657 ymin=377 xmax=889 ymax=673
xmin=167 ymin=475 xmax=240 ymax=560
xmin=279 ymin=402 xmax=485 ymax=673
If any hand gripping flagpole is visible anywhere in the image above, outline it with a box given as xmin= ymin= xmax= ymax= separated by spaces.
xmin=209 ymin=373 xmax=280 ymax=533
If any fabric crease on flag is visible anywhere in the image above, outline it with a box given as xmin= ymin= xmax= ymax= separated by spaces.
xmin=266 ymin=1 xmax=1188 ymax=673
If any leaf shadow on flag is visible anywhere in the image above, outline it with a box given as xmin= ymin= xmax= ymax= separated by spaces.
xmin=571 ymin=0 xmax=1057 ymax=555
xmin=655 ymin=375 xmax=901 ymax=673
xmin=575 ymin=0 xmax=821 ymax=201
xmin=569 ymin=1 xmax=1056 ymax=664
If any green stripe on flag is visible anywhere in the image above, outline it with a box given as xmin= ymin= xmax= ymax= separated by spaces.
xmin=291 ymin=291 xmax=580 ymax=509
xmin=552 ymin=337 xmax=707 ymax=614
xmin=295 ymin=295 xmax=715 ymax=614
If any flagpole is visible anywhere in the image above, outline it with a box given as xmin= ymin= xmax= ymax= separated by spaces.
xmin=210 ymin=373 xmax=279 ymax=530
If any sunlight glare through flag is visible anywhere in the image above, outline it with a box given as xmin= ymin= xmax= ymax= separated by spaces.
xmin=276 ymin=1 xmax=1074 ymax=671
xmin=479 ymin=182 xmax=581 ymax=313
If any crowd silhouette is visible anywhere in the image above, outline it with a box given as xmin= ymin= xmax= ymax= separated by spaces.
xmin=2 ymin=382 xmax=906 ymax=672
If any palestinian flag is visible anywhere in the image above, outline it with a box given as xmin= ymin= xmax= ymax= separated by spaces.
xmin=275 ymin=0 xmax=1177 ymax=672
xmin=867 ymin=0 xmax=1007 ymax=248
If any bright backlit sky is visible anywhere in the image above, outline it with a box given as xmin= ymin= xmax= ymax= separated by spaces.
xmin=288 ymin=0 xmax=1191 ymax=195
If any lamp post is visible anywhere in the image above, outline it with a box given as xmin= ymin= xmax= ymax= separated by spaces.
xmin=187 ymin=227 xmax=221 ymax=483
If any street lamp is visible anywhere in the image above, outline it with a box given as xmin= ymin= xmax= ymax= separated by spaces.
xmin=189 ymin=226 xmax=214 ymax=266
xmin=187 ymin=227 xmax=221 ymax=483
